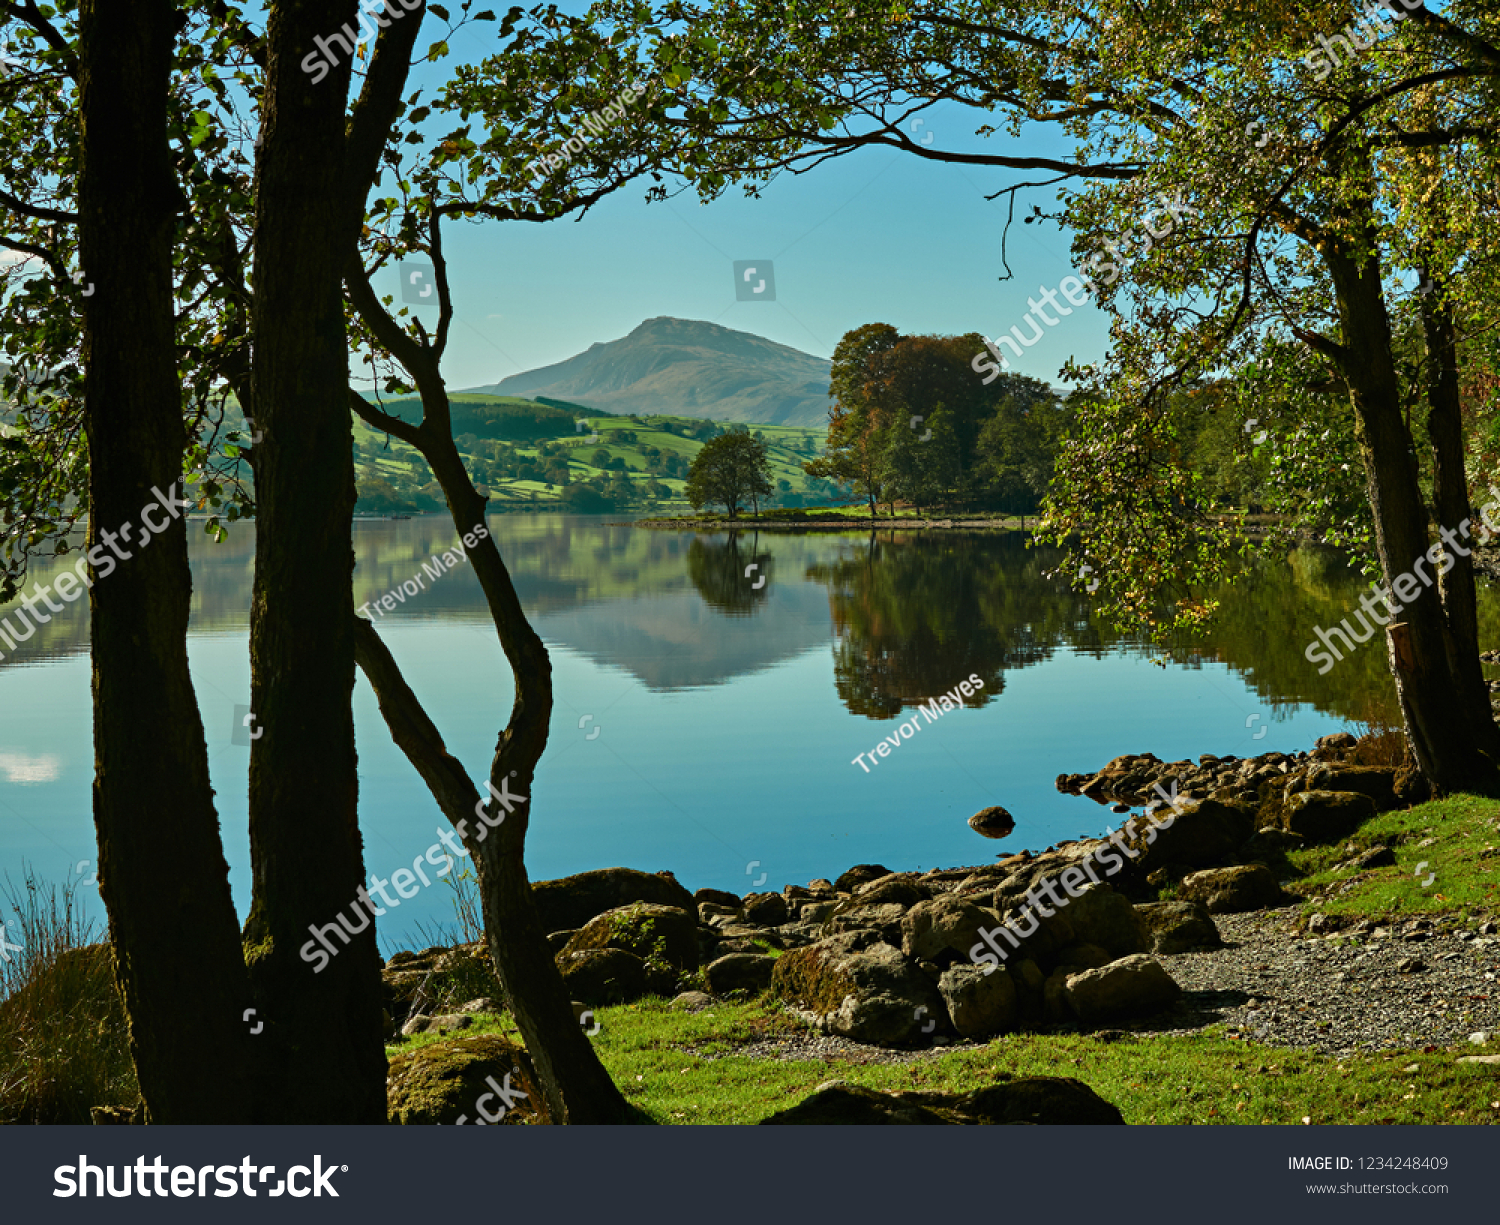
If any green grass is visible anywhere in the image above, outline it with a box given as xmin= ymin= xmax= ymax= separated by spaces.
xmin=1287 ymin=794 xmax=1500 ymax=919
xmin=385 ymin=995 xmax=1500 ymax=1125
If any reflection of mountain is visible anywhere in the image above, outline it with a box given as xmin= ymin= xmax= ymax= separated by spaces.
xmin=537 ymin=584 xmax=830 ymax=690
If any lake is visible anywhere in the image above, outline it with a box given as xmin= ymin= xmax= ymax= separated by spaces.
xmin=0 ymin=514 xmax=1474 ymax=952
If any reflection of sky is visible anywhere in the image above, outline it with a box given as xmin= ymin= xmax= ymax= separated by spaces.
xmin=0 ymin=520 xmax=1349 ymax=953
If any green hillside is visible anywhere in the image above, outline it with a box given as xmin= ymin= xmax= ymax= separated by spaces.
xmin=349 ymin=395 xmax=836 ymax=515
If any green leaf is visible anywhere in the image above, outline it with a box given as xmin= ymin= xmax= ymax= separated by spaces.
xmin=429 ymin=3 xmax=451 ymax=20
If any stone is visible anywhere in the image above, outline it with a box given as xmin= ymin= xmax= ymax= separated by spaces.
xmin=772 ymin=931 xmax=943 ymax=1046
xmin=1064 ymin=954 xmax=1183 ymax=1024
xmin=557 ymin=947 xmax=671 ymax=1004
xmin=968 ymin=805 xmax=1017 ymax=838
xmin=834 ymin=864 xmax=892 ymax=893
xmin=531 ymin=867 xmax=695 ymax=934
xmin=902 ymin=894 xmax=996 ymax=962
xmin=1127 ymin=798 xmax=1256 ymax=871
xmin=698 ymin=902 xmax=739 ymax=922
xmin=545 ymin=929 xmax=576 ymax=953
xmin=1136 ymin=900 xmax=1222 ymax=953
xmin=1351 ymin=845 xmax=1397 ymax=870
xmin=703 ymin=952 xmax=776 ymax=994
xmin=456 ymin=997 xmax=500 ymax=1014
xmin=854 ymin=873 xmax=931 ymax=908
xmin=740 ymin=892 xmax=788 ymax=927
xmin=694 ymin=887 xmax=742 ymax=909
xmin=559 ymin=902 xmax=699 ymax=973
xmin=937 ymin=963 xmax=1017 ymax=1038
xmin=1285 ymin=790 xmax=1376 ymax=843
xmin=1316 ymin=732 xmax=1358 ymax=751
xmin=1305 ymin=764 xmax=1399 ymax=813
xmin=821 ymin=901 xmax=908 ymax=945
xmin=1178 ymin=865 xmax=1286 ymax=914
xmin=400 ymin=1012 xmax=473 ymax=1038
xmin=1456 ymin=1054 xmax=1500 ymax=1065
xmin=758 ymin=1076 xmax=1125 ymax=1125
xmin=387 ymin=1034 xmax=546 ymax=1125
xmin=670 ymin=990 xmax=715 ymax=1011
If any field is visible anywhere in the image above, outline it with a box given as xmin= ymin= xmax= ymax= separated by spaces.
xmin=348 ymin=393 xmax=835 ymax=515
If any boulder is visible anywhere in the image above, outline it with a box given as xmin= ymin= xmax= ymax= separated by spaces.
xmin=1285 ymin=790 xmax=1376 ymax=843
xmin=759 ymin=1076 xmax=1125 ymax=1125
xmin=938 ymin=963 xmax=1017 ymax=1038
xmin=694 ymin=887 xmax=742 ymax=909
xmin=854 ymin=873 xmax=931 ymax=908
xmin=1316 ymin=732 xmax=1358 ymax=751
xmin=1064 ymin=954 xmax=1182 ymax=1024
xmin=834 ymin=864 xmax=892 ymax=893
xmin=772 ymin=931 xmax=943 ymax=1046
xmin=703 ymin=952 xmax=776 ymax=994
xmin=1178 ymin=864 xmax=1286 ymax=914
xmin=670 ymin=990 xmax=714 ymax=1011
xmin=559 ymin=902 xmax=699 ymax=973
xmin=557 ymin=947 xmax=671 ymax=1004
xmin=1306 ymin=764 xmax=1399 ymax=812
xmin=1126 ymin=798 xmax=1256 ymax=870
xmin=902 ymin=894 xmax=996 ymax=963
xmin=531 ymin=868 xmax=695 ymax=934
xmin=1136 ymin=900 xmax=1222 ymax=954
xmin=968 ymin=805 xmax=1016 ymax=839
xmin=387 ymin=1034 xmax=546 ymax=1125
xmin=821 ymin=901 xmax=908 ymax=944
xmin=399 ymin=1012 xmax=473 ymax=1038
xmin=740 ymin=892 xmax=788 ymax=927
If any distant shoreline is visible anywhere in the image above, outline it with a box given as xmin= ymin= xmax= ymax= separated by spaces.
xmin=633 ymin=514 xmax=1032 ymax=533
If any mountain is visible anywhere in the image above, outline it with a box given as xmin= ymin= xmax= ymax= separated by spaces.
xmin=466 ymin=317 xmax=832 ymax=428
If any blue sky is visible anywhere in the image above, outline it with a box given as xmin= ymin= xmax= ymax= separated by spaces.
xmin=389 ymin=11 xmax=1115 ymax=394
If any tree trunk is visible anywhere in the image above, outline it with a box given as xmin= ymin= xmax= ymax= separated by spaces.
xmin=1327 ymin=248 xmax=1500 ymax=793
xmin=78 ymin=0 xmax=258 ymax=1122
xmin=1419 ymin=273 xmax=1500 ymax=754
xmin=242 ymin=0 xmax=386 ymax=1122
xmin=343 ymin=261 xmax=639 ymax=1122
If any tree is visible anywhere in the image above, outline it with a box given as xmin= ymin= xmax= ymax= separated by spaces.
xmin=560 ymin=0 xmax=1500 ymax=794
xmin=805 ymin=323 xmax=898 ymax=516
xmin=685 ymin=428 xmax=772 ymax=519
xmin=879 ymin=404 xmax=958 ymax=517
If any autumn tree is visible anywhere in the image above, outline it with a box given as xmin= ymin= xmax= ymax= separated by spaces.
xmin=685 ymin=427 xmax=772 ymax=519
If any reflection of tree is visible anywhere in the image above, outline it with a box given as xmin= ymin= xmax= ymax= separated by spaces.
xmin=808 ymin=534 xmax=1104 ymax=718
xmin=687 ymin=533 xmax=772 ymax=617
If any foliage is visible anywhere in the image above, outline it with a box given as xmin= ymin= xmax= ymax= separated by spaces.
xmin=685 ymin=428 xmax=773 ymax=518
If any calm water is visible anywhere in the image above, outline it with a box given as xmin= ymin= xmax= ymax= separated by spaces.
xmin=0 ymin=515 xmax=1474 ymax=950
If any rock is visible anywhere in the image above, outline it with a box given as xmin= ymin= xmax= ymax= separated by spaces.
xmin=902 ymin=894 xmax=996 ymax=963
xmin=992 ymin=883 xmax=1150 ymax=972
xmin=1136 ymin=900 xmax=1222 ymax=953
xmin=759 ymin=1076 xmax=1125 ymax=1125
xmin=1351 ymin=845 xmax=1397 ymax=871
xmin=772 ymin=931 xmax=943 ymax=1046
xmin=740 ymin=892 xmax=788 ymax=927
xmin=557 ymin=947 xmax=670 ymax=1003
xmin=456 ymin=997 xmax=500 ymax=1014
xmin=670 ymin=990 xmax=715 ymax=1011
xmin=531 ymin=867 xmax=695 ymax=934
xmin=1128 ymin=798 xmax=1257 ymax=870
xmin=821 ymin=901 xmax=908 ymax=944
xmin=938 ymin=963 xmax=1017 ymax=1038
xmin=387 ymin=1034 xmax=546 ymax=1125
xmin=704 ymin=952 xmax=776 ymax=994
xmin=694 ymin=887 xmax=742 ymax=909
xmin=1457 ymin=1054 xmax=1500 ymax=1065
xmin=545 ymin=929 xmax=576 ymax=953
xmin=834 ymin=864 xmax=892 ymax=893
xmin=968 ymin=806 xmax=1016 ymax=838
xmin=854 ymin=873 xmax=932 ymax=908
xmin=1306 ymin=765 xmax=1399 ymax=812
xmin=1285 ymin=790 xmax=1376 ymax=843
xmin=1043 ymin=967 xmax=1073 ymax=1021
xmin=1394 ymin=765 xmax=1430 ymax=806
xmin=559 ymin=902 xmax=699 ymax=973
xmin=1316 ymin=732 xmax=1358 ymax=751
xmin=400 ymin=1012 xmax=473 ymax=1038
xmin=1397 ymin=957 xmax=1426 ymax=974
xmin=90 ymin=1104 xmax=144 ymax=1125
xmin=1056 ymin=942 xmax=1113 ymax=969
xmin=1064 ymin=954 xmax=1182 ymax=1024
xmin=1178 ymin=865 xmax=1286 ymax=914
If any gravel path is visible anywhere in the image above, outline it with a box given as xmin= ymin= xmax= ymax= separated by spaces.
xmin=682 ymin=908 xmax=1500 ymax=1066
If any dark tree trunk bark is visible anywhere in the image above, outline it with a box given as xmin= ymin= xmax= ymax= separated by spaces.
xmin=1419 ymin=274 xmax=1500 ymax=754
xmin=1327 ymin=249 xmax=1500 ymax=794
xmin=344 ymin=258 xmax=639 ymax=1123
xmin=242 ymin=0 xmax=385 ymax=1122
xmin=78 ymin=0 xmax=258 ymax=1122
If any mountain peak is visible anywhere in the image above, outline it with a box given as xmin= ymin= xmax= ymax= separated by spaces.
xmin=467 ymin=319 xmax=831 ymax=427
